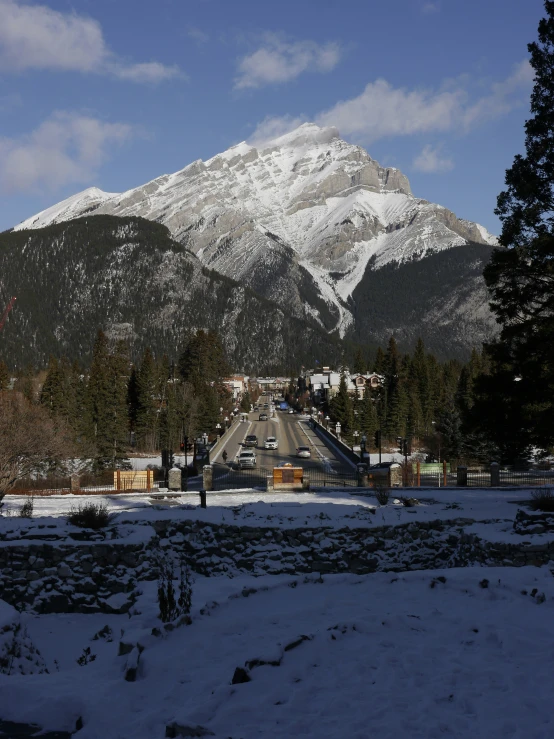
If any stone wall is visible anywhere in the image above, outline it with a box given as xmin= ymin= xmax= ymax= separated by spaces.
xmin=1 ymin=515 xmax=554 ymax=614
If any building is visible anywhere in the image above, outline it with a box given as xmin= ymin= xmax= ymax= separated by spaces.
xmin=223 ymin=375 xmax=248 ymax=401
xmin=306 ymin=367 xmax=383 ymax=403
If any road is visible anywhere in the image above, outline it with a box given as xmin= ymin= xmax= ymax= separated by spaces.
xmin=211 ymin=395 xmax=355 ymax=483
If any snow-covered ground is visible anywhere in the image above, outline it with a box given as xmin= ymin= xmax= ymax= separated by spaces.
xmin=0 ymin=486 xmax=545 ymax=536
xmin=2 ymin=486 xmax=553 ymax=737
xmin=1 ymin=567 xmax=554 ymax=738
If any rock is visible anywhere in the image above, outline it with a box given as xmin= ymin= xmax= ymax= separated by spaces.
xmin=231 ymin=666 xmax=251 ymax=684
xmin=165 ymin=723 xmax=215 ymax=738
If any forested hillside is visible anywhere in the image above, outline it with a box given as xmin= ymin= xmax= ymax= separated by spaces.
xmin=348 ymin=243 xmax=498 ymax=360
xmin=0 ymin=215 xmax=352 ymax=373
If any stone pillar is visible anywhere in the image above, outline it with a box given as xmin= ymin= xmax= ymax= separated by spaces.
xmin=168 ymin=467 xmax=181 ymax=492
xmin=490 ymin=461 xmax=500 ymax=487
xmin=457 ymin=466 xmax=468 ymax=487
xmin=443 ymin=460 xmax=448 ymax=487
xmin=203 ymin=464 xmax=213 ymax=492
xmin=416 ymin=461 xmax=421 ymax=488
xmin=70 ymin=474 xmax=80 ymax=493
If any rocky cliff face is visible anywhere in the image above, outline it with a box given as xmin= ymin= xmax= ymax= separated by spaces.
xmin=0 ymin=216 xmax=346 ymax=370
xmin=14 ymin=123 xmax=499 ymax=356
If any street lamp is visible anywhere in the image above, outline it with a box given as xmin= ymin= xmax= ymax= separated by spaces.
xmin=224 ymin=415 xmax=229 ymax=430
xmin=431 ymin=421 xmax=441 ymax=462
xmin=335 ymin=421 xmax=341 ymax=439
xmin=216 ymin=423 xmax=222 ymax=437
xmin=325 ymin=415 xmax=330 ymax=429
xmin=353 ymin=430 xmax=359 ymax=451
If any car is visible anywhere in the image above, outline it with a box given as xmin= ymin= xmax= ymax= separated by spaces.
xmin=276 ymin=461 xmax=293 ymax=468
xmin=264 ymin=437 xmax=278 ymax=450
xmin=263 ymin=403 xmax=269 ymax=408
xmin=259 ymin=413 xmax=268 ymax=421
xmin=238 ymin=450 xmax=257 ymax=469
xmin=288 ymin=408 xmax=294 ymax=414
xmin=296 ymin=446 xmax=311 ymax=458
xmin=243 ymin=434 xmax=258 ymax=447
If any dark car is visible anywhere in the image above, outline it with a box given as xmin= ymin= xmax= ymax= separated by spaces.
xmin=243 ymin=434 xmax=258 ymax=447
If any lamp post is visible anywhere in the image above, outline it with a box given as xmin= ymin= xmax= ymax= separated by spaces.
xmin=216 ymin=423 xmax=222 ymax=437
xmin=325 ymin=415 xmax=330 ymax=430
xmin=431 ymin=421 xmax=441 ymax=463
xmin=224 ymin=415 xmax=229 ymax=431
xmin=353 ymin=430 xmax=359 ymax=451
xmin=361 ymin=434 xmax=367 ymax=464
xmin=335 ymin=421 xmax=341 ymax=440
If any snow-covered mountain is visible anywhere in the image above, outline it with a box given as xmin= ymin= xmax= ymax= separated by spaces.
xmin=15 ymin=123 xmax=499 ymax=355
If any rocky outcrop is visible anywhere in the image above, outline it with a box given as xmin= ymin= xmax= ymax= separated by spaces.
xmin=1 ymin=513 xmax=553 ymax=614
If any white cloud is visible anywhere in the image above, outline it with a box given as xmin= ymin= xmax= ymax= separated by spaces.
xmin=0 ymin=0 xmax=181 ymax=82
xmin=247 ymin=114 xmax=307 ymax=146
xmin=187 ymin=27 xmax=209 ymax=45
xmin=421 ymin=2 xmax=440 ymax=13
xmin=112 ymin=61 xmax=183 ymax=84
xmin=412 ymin=144 xmax=454 ymax=173
xmin=248 ymin=59 xmax=534 ymax=158
xmin=0 ymin=111 xmax=134 ymax=193
xmin=235 ymin=35 xmax=341 ymax=89
xmin=463 ymin=59 xmax=534 ymax=128
xmin=315 ymin=79 xmax=464 ymax=143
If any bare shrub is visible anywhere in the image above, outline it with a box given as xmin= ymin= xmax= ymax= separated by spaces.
xmin=0 ymin=391 xmax=74 ymax=510
xmin=157 ymin=554 xmax=193 ymax=623
xmin=67 ymin=502 xmax=114 ymax=529
xmin=529 ymin=487 xmax=554 ymax=512
xmin=373 ymin=478 xmax=390 ymax=506
xmin=19 ymin=496 xmax=34 ymax=518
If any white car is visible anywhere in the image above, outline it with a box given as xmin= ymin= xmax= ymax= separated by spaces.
xmin=288 ymin=408 xmax=294 ymax=414
xmin=264 ymin=437 xmax=278 ymax=450
xmin=296 ymin=446 xmax=311 ymax=459
xmin=238 ymin=450 xmax=257 ymax=469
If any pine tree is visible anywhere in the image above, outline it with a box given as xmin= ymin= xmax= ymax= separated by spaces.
xmin=40 ymin=357 xmax=65 ymax=415
xmin=480 ymin=1 xmax=554 ymax=452
xmin=329 ymin=373 xmax=354 ymax=433
xmin=135 ymin=348 xmax=159 ymax=451
xmin=86 ymin=331 xmax=129 ymax=467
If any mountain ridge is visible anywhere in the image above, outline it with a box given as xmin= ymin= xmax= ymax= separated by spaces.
xmin=13 ymin=123 xmax=500 ymax=355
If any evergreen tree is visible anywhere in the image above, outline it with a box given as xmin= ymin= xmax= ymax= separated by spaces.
xmin=373 ymin=347 xmax=386 ymax=375
xmin=179 ymin=330 xmax=231 ymax=391
xmin=240 ymin=391 xmax=252 ymax=412
xmin=352 ymin=348 xmax=366 ymax=374
xmin=359 ymin=387 xmax=378 ymax=441
xmin=135 ymin=347 xmax=159 ymax=451
xmin=480 ymin=1 xmax=554 ymax=452
xmin=40 ymin=357 xmax=65 ymax=415
xmin=329 ymin=373 xmax=354 ymax=433
xmin=86 ymin=331 xmax=129 ymax=467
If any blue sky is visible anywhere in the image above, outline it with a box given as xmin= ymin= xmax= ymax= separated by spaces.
xmin=0 ymin=0 xmax=545 ymax=234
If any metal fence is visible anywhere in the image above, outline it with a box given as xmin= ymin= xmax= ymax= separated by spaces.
xmin=413 ymin=467 xmax=554 ymax=488
xmin=9 ymin=470 xmax=161 ymax=496
xmin=303 ymin=466 xmax=360 ymax=488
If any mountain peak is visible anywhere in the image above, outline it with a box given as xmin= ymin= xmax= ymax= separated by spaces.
xmin=260 ymin=122 xmax=340 ymax=150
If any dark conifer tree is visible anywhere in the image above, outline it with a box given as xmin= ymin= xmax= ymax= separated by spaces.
xmin=478 ymin=1 xmax=554 ymax=453
xmin=135 ymin=347 xmax=159 ymax=450
xmin=40 ymin=357 xmax=65 ymax=415
xmin=329 ymin=373 xmax=354 ymax=433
